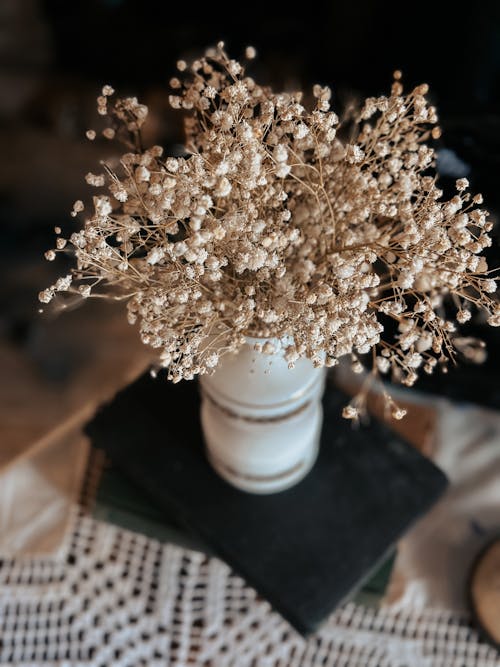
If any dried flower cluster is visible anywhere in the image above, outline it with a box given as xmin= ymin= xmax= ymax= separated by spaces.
xmin=41 ymin=43 xmax=499 ymax=418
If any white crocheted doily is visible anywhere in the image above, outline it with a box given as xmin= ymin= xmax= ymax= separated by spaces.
xmin=1 ymin=513 xmax=499 ymax=665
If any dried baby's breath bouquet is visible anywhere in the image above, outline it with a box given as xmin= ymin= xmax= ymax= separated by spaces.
xmin=41 ymin=43 xmax=499 ymax=418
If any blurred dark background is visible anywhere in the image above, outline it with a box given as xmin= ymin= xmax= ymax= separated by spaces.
xmin=2 ymin=0 xmax=500 ymax=407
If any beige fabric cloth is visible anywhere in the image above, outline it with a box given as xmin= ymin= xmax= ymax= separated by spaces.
xmin=0 ymin=430 xmax=88 ymax=557
xmin=386 ymin=398 xmax=500 ymax=612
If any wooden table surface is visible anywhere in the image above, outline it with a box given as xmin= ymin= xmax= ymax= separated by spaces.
xmin=0 ymin=301 xmax=151 ymax=473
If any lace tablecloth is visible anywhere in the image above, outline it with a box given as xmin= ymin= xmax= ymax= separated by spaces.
xmin=2 ymin=511 xmax=499 ymax=666
xmin=1 ymin=453 xmax=499 ymax=667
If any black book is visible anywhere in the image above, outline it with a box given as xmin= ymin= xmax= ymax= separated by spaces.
xmin=86 ymin=373 xmax=447 ymax=635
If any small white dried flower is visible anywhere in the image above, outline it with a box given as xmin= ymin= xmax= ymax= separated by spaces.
xmin=342 ymin=405 xmax=359 ymax=420
xmin=275 ymin=163 xmax=291 ymax=178
xmin=147 ymin=247 xmax=165 ymax=265
xmin=457 ymin=309 xmax=471 ymax=323
xmin=85 ymin=172 xmax=105 ymax=187
xmin=97 ymin=95 xmax=107 ymax=115
xmin=55 ymin=274 xmax=72 ymax=291
xmin=71 ymin=200 xmax=85 ymax=217
xmin=488 ymin=313 xmax=500 ymax=326
xmin=79 ymin=285 xmax=91 ymax=298
xmin=273 ymin=145 xmax=288 ymax=163
xmin=93 ymin=195 xmax=112 ymax=216
xmin=135 ymin=165 xmax=151 ymax=182
xmin=205 ymin=352 xmax=219 ymax=368
xmin=392 ymin=407 xmax=407 ymax=421
xmin=376 ymin=356 xmax=390 ymax=373
xmin=294 ymin=123 xmax=309 ymax=139
xmin=214 ymin=177 xmax=232 ymax=197
xmin=38 ymin=289 xmax=54 ymax=303
xmin=483 ymin=279 xmax=497 ymax=293
xmin=406 ymin=352 xmax=423 ymax=368
xmin=165 ymin=157 xmax=179 ymax=173
xmin=351 ymin=360 xmax=364 ymax=374
xmin=346 ymin=145 xmax=365 ymax=164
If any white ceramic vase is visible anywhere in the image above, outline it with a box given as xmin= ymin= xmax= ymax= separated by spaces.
xmin=199 ymin=338 xmax=326 ymax=494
